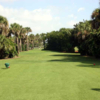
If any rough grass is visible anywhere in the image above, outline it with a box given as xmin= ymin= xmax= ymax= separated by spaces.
xmin=0 ymin=49 xmax=100 ymax=100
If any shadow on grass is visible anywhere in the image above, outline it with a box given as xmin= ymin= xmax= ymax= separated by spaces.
xmin=1 ymin=68 xmax=8 ymax=69
xmin=77 ymin=64 xmax=100 ymax=68
xmin=42 ymin=49 xmax=76 ymax=53
xmin=41 ymin=49 xmax=61 ymax=53
xmin=48 ymin=53 xmax=100 ymax=68
xmin=91 ymin=88 xmax=100 ymax=92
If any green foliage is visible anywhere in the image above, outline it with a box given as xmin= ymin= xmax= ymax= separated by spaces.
xmin=42 ymin=16 xmax=100 ymax=58
xmin=1 ymin=7 xmax=100 ymax=59
xmin=78 ymin=32 xmax=100 ymax=58
xmin=87 ymin=33 xmax=100 ymax=58
xmin=0 ymin=15 xmax=9 ymax=36
xmin=10 ymin=23 xmax=22 ymax=36
xmin=44 ymin=29 xmax=74 ymax=52
xmin=34 ymin=33 xmax=43 ymax=47
xmin=0 ymin=35 xmax=18 ymax=59
xmin=22 ymin=44 xmax=27 ymax=51
xmin=25 ymin=27 xmax=32 ymax=33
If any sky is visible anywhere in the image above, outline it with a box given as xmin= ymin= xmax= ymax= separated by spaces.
xmin=0 ymin=0 xmax=99 ymax=34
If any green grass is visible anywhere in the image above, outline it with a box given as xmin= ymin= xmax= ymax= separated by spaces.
xmin=0 ymin=49 xmax=100 ymax=100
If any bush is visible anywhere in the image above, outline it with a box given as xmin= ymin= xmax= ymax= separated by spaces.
xmin=78 ymin=33 xmax=100 ymax=58
xmin=45 ymin=30 xmax=74 ymax=52
xmin=0 ymin=35 xmax=18 ymax=59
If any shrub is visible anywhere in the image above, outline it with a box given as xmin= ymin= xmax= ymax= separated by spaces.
xmin=0 ymin=35 xmax=18 ymax=59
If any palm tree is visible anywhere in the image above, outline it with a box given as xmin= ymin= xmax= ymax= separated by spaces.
xmin=74 ymin=20 xmax=92 ymax=55
xmin=34 ymin=34 xmax=42 ymax=47
xmin=40 ymin=33 xmax=46 ymax=49
xmin=0 ymin=35 xmax=17 ymax=59
xmin=7 ymin=28 xmax=12 ymax=37
xmin=20 ymin=28 xmax=27 ymax=51
xmin=0 ymin=15 xmax=9 ymax=36
xmin=29 ymin=34 xmax=34 ymax=49
xmin=91 ymin=8 xmax=100 ymax=29
xmin=10 ymin=23 xmax=22 ymax=54
xmin=25 ymin=27 xmax=32 ymax=51
xmin=74 ymin=20 xmax=91 ymax=40
xmin=19 ymin=27 xmax=27 ymax=52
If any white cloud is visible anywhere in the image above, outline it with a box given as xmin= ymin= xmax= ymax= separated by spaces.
xmin=68 ymin=14 xmax=77 ymax=19
xmin=0 ymin=0 xmax=17 ymax=2
xmin=78 ymin=7 xmax=85 ymax=12
xmin=0 ymin=5 xmax=61 ymax=34
xmin=48 ymin=6 xmax=62 ymax=15
xmin=67 ymin=20 xmax=78 ymax=28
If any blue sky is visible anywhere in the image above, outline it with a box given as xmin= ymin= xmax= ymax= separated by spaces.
xmin=0 ymin=0 xmax=99 ymax=34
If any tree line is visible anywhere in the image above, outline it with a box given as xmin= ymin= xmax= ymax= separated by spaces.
xmin=0 ymin=8 xmax=100 ymax=59
xmin=0 ymin=15 xmax=34 ymax=59
xmin=42 ymin=8 xmax=100 ymax=58
xmin=0 ymin=15 xmax=45 ymax=59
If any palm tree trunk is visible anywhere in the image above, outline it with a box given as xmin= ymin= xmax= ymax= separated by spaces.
xmin=31 ymin=40 xmax=34 ymax=49
xmin=16 ymin=37 xmax=19 ymax=54
xmin=19 ymin=38 xmax=22 ymax=52
xmin=0 ymin=28 xmax=3 ymax=35
xmin=33 ymin=40 xmax=34 ymax=49
xmin=27 ymin=33 xmax=28 ymax=51
xmin=7 ymin=32 xmax=11 ymax=38
xmin=22 ymin=39 xmax=25 ymax=51
xmin=43 ymin=40 xmax=45 ymax=49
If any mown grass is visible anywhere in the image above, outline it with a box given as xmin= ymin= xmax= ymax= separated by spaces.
xmin=0 ymin=49 xmax=100 ymax=100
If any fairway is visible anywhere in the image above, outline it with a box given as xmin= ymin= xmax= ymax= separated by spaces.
xmin=0 ymin=49 xmax=100 ymax=100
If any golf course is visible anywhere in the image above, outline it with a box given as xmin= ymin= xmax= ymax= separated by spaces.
xmin=0 ymin=49 xmax=100 ymax=100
